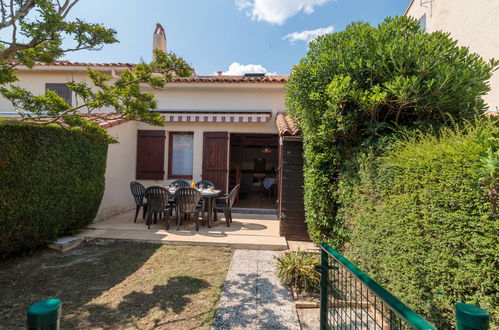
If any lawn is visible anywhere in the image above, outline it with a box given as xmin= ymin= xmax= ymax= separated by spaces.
xmin=0 ymin=240 xmax=232 ymax=329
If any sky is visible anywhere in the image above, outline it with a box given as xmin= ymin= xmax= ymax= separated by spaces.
xmin=61 ymin=0 xmax=409 ymax=75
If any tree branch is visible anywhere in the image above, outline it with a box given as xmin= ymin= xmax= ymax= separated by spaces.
xmin=0 ymin=0 xmax=35 ymax=29
xmin=59 ymin=0 xmax=79 ymax=19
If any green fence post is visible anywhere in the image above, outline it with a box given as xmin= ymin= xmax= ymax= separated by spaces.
xmin=27 ymin=299 xmax=62 ymax=330
xmin=455 ymin=303 xmax=490 ymax=330
xmin=320 ymin=247 xmax=328 ymax=330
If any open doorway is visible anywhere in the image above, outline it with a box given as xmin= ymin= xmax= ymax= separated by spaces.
xmin=229 ymin=134 xmax=279 ymax=209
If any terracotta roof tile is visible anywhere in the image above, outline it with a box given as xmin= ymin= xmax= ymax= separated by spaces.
xmin=171 ymin=75 xmax=288 ymax=84
xmin=83 ymin=113 xmax=129 ymax=128
xmin=25 ymin=61 xmax=135 ymax=68
xmin=404 ymin=0 xmax=415 ymax=15
xmin=276 ymin=113 xmax=301 ymax=136
xmin=13 ymin=61 xmax=288 ymax=84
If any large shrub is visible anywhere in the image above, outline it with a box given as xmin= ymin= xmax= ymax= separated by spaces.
xmin=0 ymin=123 xmax=108 ymax=257
xmin=286 ymin=16 xmax=498 ymax=248
xmin=343 ymin=122 xmax=498 ymax=328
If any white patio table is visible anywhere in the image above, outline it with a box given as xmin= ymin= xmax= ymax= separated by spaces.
xmin=167 ymin=187 xmax=222 ymax=228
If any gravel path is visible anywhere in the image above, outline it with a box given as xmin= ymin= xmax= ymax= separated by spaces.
xmin=213 ymin=250 xmax=300 ymax=330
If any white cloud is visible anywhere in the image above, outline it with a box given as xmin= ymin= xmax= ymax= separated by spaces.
xmin=219 ymin=62 xmax=275 ymax=76
xmin=236 ymin=0 xmax=330 ymax=25
xmin=283 ymin=25 xmax=334 ymax=44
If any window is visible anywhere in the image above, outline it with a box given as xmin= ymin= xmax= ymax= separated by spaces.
xmin=418 ymin=14 xmax=427 ymax=31
xmin=168 ymin=132 xmax=194 ymax=179
xmin=45 ymin=83 xmax=72 ymax=106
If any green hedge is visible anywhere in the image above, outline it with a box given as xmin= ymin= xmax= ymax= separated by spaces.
xmin=0 ymin=123 xmax=108 ymax=257
xmin=341 ymin=123 xmax=498 ymax=328
xmin=286 ymin=16 xmax=497 ymax=249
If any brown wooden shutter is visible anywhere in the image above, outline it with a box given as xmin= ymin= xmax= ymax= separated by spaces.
xmin=278 ymin=138 xmax=309 ymax=240
xmin=136 ymin=130 xmax=166 ymax=180
xmin=202 ymin=132 xmax=229 ymax=192
xmin=45 ymin=83 xmax=72 ymax=106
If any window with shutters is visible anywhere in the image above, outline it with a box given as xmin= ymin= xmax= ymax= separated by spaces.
xmin=168 ymin=132 xmax=194 ymax=179
xmin=45 ymin=83 xmax=72 ymax=106
xmin=136 ymin=130 xmax=166 ymax=180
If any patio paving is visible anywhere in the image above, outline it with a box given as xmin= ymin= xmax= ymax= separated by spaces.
xmin=76 ymin=210 xmax=288 ymax=250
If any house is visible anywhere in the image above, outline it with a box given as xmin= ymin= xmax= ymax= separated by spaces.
xmin=0 ymin=25 xmax=309 ymax=240
xmin=405 ymin=0 xmax=499 ymax=112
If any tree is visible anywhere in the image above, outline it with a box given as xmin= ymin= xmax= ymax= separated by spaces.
xmin=286 ymin=16 xmax=498 ymax=247
xmin=0 ymin=0 xmax=192 ymax=130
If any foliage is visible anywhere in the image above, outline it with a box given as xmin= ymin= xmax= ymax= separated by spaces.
xmin=286 ymin=16 xmax=498 ymax=248
xmin=0 ymin=0 xmax=192 ymax=131
xmin=0 ymin=123 xmax=108 ymax=257
xmin=342 ymin=121 xmax=499 ymax=328
xmin=275 ymin=251 xmax=320 ymax=293
xmin=478 ymin=129 xmax=499 ymax=218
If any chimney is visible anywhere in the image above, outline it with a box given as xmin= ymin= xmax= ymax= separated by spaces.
xmin=152 ymin=23 xmax=167 ymax=59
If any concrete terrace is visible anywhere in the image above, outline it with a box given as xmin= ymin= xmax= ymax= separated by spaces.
xmin=76 ymin=210 xmax=288 ymax=250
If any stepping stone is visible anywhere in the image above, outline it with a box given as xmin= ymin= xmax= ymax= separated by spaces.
xmin=47 ymin=236 xmax=83 ymax=252
xmin=213 ymin=250 xmax=300 ymax=330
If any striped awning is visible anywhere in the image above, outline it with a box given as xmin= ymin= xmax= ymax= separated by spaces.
xmin=164 ymin=113 xmax=271 ymax=123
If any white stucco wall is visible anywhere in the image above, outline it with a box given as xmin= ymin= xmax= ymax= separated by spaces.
xmin=95 ymin=120 xmax=138 ymax=221
xmin=135 ymin=84 xmax=286 ymax=190
xmin=0 ymin=68 xmax=287 ymax=220
xmin=0 ymin=68 xmax=119 ymax=114
xmin=405 ymin=0 xmax=499 ymax=111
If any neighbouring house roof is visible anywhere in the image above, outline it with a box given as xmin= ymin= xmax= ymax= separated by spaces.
xmin=83 ymin=113 xmax=129 ymax=129
xmin=404 ymin=0 xmax=415 ymax=15
xmin=171 ymin=75 xmax=288 ymax=84
xmin=276 ymin=113 xmax=301 ymax=136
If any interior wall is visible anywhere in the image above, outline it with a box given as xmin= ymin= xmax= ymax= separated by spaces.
xmin=229 ymin=135 xmax=278 ymax=195
xmin=234 ymin=146 xmax=278 ymax=172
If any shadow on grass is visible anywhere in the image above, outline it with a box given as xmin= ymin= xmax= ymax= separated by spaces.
xmin=85 ymin=276 xmax=209 ymax=328
xmin=0 ymin=241 xmax=160 ymax=328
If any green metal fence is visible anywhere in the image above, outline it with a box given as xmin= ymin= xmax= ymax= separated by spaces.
xmin=319 ymin=243 xmax=436 ymax=330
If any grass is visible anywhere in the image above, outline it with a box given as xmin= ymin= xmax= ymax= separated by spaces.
xmin=0 ymin=240 xmax=232 ymax=329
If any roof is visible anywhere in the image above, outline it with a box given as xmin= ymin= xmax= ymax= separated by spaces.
xmin=171 ymin=75 xmax=288 ymax=84
xmin=276 ymin=113 xmax=301 ymax=136
xmin=83 ymin=113 xmax=129 ymax=129
xmin=12 ymin=60 xmax=135 ymax=68
xmin=11 ymin=61 xmax=288 ymax=84
xmin=404 ymin=0 xmax=415 ymax=16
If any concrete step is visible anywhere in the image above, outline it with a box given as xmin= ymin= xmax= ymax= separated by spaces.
xmin=76 ymin=228 xmax=288 ymax=250
xmin=47 ymin=236 xmax=83 ymax=252
xmin=78 ymin=210 xmax=287 ymax=250
xmin=232 ymin=207 xmax=277 ymax=214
